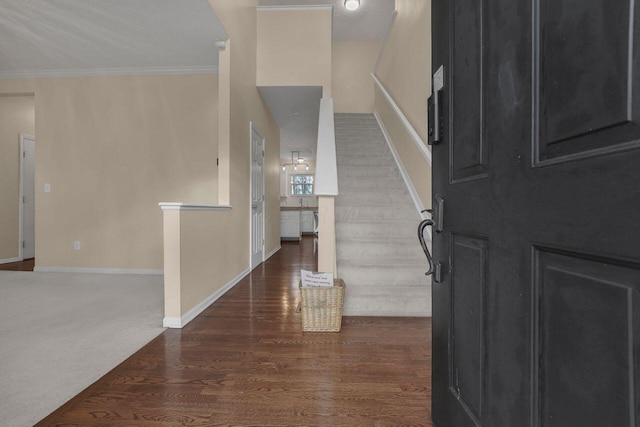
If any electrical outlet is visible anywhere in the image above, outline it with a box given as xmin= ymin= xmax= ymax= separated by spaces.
xmin=73 ymin=241 xmax=80 ymax=250
xmin=44 ymin=183 xmax=51 ymax=193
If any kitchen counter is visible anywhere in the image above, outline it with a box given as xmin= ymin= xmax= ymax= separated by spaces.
xmin=280 ymin=208 xmax=318 ymax=239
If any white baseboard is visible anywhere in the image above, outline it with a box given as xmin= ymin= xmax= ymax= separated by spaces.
xmin=34 ymin=266 xmax=164 ymax=275
xmin=163 ymin=267 xmax=251 ymax=329
xmin=161 ymin=317 xmax=182 ymax=328
xmin=264 ymin=245 xmax=281 ymax=261
xmin=0 ymin=257 xmax=21 ymax=265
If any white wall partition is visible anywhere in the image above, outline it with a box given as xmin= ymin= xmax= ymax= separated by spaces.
xmin=159 ymin=203 xmax=242 ymax=329
xmin=314 ymin=98 xmax=338 ymax=196
xmin=314 ymin=98 xmax=338 ymax=274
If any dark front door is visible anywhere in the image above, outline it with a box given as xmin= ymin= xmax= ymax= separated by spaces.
xmin=431 ymin=0 xmax=640 ymax=426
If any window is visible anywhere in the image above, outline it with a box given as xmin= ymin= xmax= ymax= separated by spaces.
xmin=291 ymin=174 xmax=314 ymax=195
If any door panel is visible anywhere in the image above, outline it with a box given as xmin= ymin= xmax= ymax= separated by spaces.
xmin=536 ymin=0 xmax=640 ymax=164
xmin=450 ymin=234 xmax=487 ymax=423
xmin=451 ymin=0 xmax=486 ymax=183
xmin=432 ymin=0 xmax=640 ymax=425
xmin=251 ymin=126 xmax=264 ymax=269
xmin=534 ymin=249 xmax=640 ymax=427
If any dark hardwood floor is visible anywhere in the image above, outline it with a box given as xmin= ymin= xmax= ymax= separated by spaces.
xmin=37 ymin=237 xmax=432 ymax=426
xmin=0 ymin=258 xmax=34 ymax=271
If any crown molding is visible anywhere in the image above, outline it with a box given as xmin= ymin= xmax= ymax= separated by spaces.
xmin=0 ymin=65 xmax=219 ymax=79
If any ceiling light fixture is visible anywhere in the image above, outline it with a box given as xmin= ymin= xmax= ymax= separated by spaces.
xmin=282 ymin=151 xmax=310 ymax=172
xmin=344 ymin=0 xmax=360 ymax=11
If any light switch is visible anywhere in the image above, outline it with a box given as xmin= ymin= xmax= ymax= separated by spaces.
xmin=44 ymin=183 xmax=51 ymax=193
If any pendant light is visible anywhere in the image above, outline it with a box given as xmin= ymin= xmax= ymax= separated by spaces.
xmin=282 ymin=151 xmax=310 ymax=172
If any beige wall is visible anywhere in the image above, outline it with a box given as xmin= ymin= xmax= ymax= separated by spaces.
xmin=332 ymin=41 xmax=380 ymax=114
xmin=0 ymin=95 xmax=35 ymax=261
xmin=159 ymin=0 xmax=283 ymax=320
xmin=0 ymin=74 xmax=218 ymax=270
xmin=264 ymin=127 xmax=282 ymax=252
xmin=212 ymin=0 xmax=280 ymax=271
xmin=376 ymin=0 xmax=430 ymax=142
xmin=161 ymin=209 xmax=238 ymax=320
xmin=179 ymin=210 xmax=235 ymax=315
xmin=374 ymin=0 xmax=432 ymax=209
xmin=257 ymin=7 xmax=332 ymax=96
xmin=375 ymin=86 xmax=431 ymax=208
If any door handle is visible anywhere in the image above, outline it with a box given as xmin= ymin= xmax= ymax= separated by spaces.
xmin=418 ymin=210 xmax=435 ymax=276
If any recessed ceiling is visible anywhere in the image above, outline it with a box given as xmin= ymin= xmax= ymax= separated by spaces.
xmin=0 ymin=0 xmax=227 ymax=78
xmin=258 ymin=0 xmax=394 ymax=41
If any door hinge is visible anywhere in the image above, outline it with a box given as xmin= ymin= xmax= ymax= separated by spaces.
xmin=216 ymin=158 xmax=219 ymax=166
xmin=23 ymin=196 xmax=26 ymax=203
xmin=22 ymin=240 xmax=25 ymax=249
xmin=262 ymin=150 xmax=265 ymax=157
xmin=23 ymin=151 xmax=26 ymax=158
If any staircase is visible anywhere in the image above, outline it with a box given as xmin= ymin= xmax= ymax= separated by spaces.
xmin=334 ymin=113 xmax=431 ymax=317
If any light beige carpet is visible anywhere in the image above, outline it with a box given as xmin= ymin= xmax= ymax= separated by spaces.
xmin=0 ymin=270 xmax=165 ymax=427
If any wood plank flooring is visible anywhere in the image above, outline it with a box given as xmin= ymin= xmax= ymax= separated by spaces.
xmin=37 ymin=237 xmax=432 ymax=426
xmin=0 ymin=258 xmax=34 ymax=271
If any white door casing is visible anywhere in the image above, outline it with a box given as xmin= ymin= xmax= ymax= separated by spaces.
xmin=250 ymin=123 xmax=265 ymax=270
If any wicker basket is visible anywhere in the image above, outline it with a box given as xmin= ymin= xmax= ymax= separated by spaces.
xmin=299 ymin=279 xmax=345 ymax=332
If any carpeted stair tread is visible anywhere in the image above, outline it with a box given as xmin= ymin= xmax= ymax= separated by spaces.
xmin=334 ymin=113 xmax=431 ymax=317
xmin=336 ymin=222 xmax=417 ymax=240
xmin=337 ymin=241 xmax=426 ymax=260
xmin=338 ymin=167 xmax=400 ymax=177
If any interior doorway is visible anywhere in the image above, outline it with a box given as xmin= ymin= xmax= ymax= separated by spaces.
xmin=250 ymin=123 xmax=265 ymax=270
xmin=19 ymin=133 xmax=35 ymax=261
